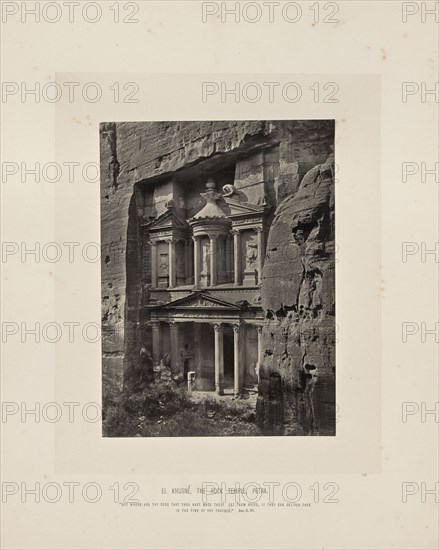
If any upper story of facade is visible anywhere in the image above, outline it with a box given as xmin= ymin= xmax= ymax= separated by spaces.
xmin=144 ymin=178 xmax=268 ymax=290
xmin=136 ymin=144 xmax=279 ymax=304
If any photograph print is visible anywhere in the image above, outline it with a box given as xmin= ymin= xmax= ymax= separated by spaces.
xmin=100 ymin=120 xmax=336 ymax=437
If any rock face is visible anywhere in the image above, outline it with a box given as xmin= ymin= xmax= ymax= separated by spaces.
xmin=257 ymin=153 xmax=336 ymax=435
xmin=100 ymin=121 xmax=274 ymax=392
xmin=100 ymin=120 xmax=335 ymax=434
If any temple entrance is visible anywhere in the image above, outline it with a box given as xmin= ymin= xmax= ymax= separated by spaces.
xmin=183 ymin=357 xmax=191 ymax=380
xmin=223 ymin=329 xmax=234 ymax=389
xmin=149 ymin=294 xmax=263 ymax=395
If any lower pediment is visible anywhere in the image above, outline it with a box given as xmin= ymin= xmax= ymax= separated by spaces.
xmin=153 ymin=292 xmax=242 ymax=310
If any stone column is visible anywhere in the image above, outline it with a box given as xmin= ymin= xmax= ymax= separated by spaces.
xmin=149 ymin=241 xmax=158 ymax=288
xmin=193 ymin=322 xmax=202 ymax=375
xmin=169 ymin=322 xmax=179 ymax=374
xmin=233 ymin=324 xmax=241 ymax=397
xmin=209 ymin=235 xmax=218 ymax=286
xmin=225 ymin=235 xmax=232 ymax=283
xmin=168 ymin=239 xmax=176 ymax=288
xmin=256 ymin=228 xmax=265 ymax=285
xmin=213 ymin=323 xmax=224 ymax=395
xmin=256 ymin=325 xmax=263 ymax=379
xmin=151 ymin=321 xmax=161 ymax=365
xmin=193 ymin=236 xmax=200 ymax=286
xmin=188 ymin=239 xmax=194 ymax=284
xmin=232 ymin=229 xmax=241 ymax=286
xmin=184 ymin=240 xmax=190 ymax=284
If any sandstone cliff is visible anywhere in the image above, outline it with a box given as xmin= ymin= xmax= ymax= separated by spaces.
xmin=100 ymin=121 xmax=335 ymax=435
xmin=257 ymin=152 xmax=336 ymax=435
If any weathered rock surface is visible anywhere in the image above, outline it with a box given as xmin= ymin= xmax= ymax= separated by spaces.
xmin=100 ymin=121 xmax=272 ymax=392
xmin=258 ymin=152 xmax=336 ymax=435
xmin=100 ymin=121 xmax=335 ymax=436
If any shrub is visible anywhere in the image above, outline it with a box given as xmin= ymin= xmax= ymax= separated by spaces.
xmin=102 ymin=380 xmax=259 ymax=437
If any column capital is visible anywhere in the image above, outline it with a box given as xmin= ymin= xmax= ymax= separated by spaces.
xmin=148 ymin=240 xmax=158 ymax=247
xmin=231 ymin=228 xmax=241 ymax=236
xmin=150 ymin=321 xmax=161 ymax=329
xmin=232 ymin=323 xmax=242 ymax=334
xmin=254 ymin=226 xmax=264 ymax=233
xmin=208 ymin=234 xmax=218 ymax=241
xmin=256 ymin=324 xmax=263 ymax=334
xmin=212 ymin=323 xmax=223 ymax=333
xmin=164 ymin=238 xmax=178 ymax=245
xmin=168 ymin=322 xmax=178 ymax=330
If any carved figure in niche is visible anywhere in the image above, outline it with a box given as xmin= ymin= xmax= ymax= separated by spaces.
xmin=201 ymin=240 xmax=210 ymax=274
xmin=244 ymin=361 xmax=258 ymax=386
xmin=158 ymin=253 xmax=169 ymax=275
xmin=245 ymin=237 xmax=258 ymax=270
xmin=175 ymin=250 xmax=185 ymax=273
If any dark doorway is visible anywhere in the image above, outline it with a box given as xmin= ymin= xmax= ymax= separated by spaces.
xmin=223 ymin=330 xmax=234 ymax=388
xmin=183 ymin=358 xmax=190 ymax=379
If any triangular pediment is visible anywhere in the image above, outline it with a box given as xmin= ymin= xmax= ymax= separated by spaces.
xmin=223 ymin=197 xmax=265 ymax=217
xmin=146 ymin=208 xmax=188 ymax=231
xmin=157 ymin=292 xmax=242 ymax=310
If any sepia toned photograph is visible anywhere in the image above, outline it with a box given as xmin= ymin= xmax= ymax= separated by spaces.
xmin=101 ymin=120 xmax=336 ymax=437
xmin=3 ymin=0 xmax=438 ymax=547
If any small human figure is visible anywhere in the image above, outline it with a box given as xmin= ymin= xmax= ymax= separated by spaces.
xmin=139 ymin=346 xmax=153 ymax=384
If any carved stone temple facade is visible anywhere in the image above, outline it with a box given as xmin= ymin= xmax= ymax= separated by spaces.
xmin=145 ymin=178 xmax=266 ymax=395
xmin=101 ymin=120 xmax=335 ymax=432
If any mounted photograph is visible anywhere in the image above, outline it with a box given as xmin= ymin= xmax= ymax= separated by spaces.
xmin=100 ymin=120 xmax=336 ymax=437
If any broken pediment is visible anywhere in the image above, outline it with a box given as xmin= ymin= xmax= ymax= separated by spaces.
xmin=146 ymin=208 xmax=188 ymax=230
xmin=223 ymin=197 xmax=266 ymax=219
xmin=145 ymin=208 xmax=189 ymax=240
